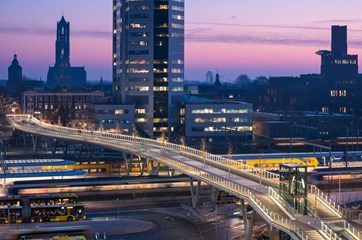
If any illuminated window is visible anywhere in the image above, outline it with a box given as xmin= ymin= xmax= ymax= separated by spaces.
xmin=136 ymin=118 xmax=148 ymax=123
xmin=172 ymin=23 xmax=184 ymax=29
xmin=128 ymin=68 xmax=149 ymax=73
xmin=172 ymin=6 xmax=184 ymax=11
xmin=154 ymin=118 xmax=168 ymax=123
xmin=330 ymin=90 xmax=338 ymax=97
xmin=172 ymin=14 xmax=184 ymax=20
xmin=135 ymin=109 xmax=146 ymax=114
xmin=339 ymin=90 xmax=347 ymax=97
xmin=130 ymin=23 xmax=146 ymax=28
xmin=172 ymin=87 xmax=183 ymax=91
xmin=154 ymin=86 xmax=168 ymax=91
xmin=115 ymin=109 xmax=129 ymax=115
xmin=127 ymin=86 xmax=149 ymax=91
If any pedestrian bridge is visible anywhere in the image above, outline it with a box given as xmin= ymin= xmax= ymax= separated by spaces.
xmin=6 ymin=114 xmax=362 ymax=240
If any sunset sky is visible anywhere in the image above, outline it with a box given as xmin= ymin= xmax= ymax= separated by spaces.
xmin=1 ymin=0 xmax=362 ymax=82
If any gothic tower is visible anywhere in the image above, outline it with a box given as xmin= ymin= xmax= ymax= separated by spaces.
xmin=47 ymin=16 xmax=86 ymax=90
xmin=7 ymin=54 xmax=23 ymax=97
xmin=55 ymin=16 xmax=70 ymax=68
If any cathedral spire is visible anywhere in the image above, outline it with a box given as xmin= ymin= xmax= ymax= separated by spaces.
xmin=214 ymin=70 xmax=222 ymax=88
xmin=55 ymin=15 xmax=70 ymax=68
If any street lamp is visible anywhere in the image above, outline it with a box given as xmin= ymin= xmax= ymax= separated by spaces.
xmin=7 ymin=203 xmax=10 ymax=225
xmin=115 ymin=198 xmax=120 ymax=219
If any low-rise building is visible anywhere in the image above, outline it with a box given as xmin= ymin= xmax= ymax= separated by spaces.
xmin=21 ymin=88 xmax=104 ymax=127
xmin=184 ymin=96 xmax=253 ymax=153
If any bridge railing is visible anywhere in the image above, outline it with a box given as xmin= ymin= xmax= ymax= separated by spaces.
xmin=7 ymin=114 xmax=313 ymax=239
xmin=326 ymin=219 xmax=362 ymax=240
xmin=321 ymin=221 xmax=342 ymax=240
xmin=8 ymin=115 xmax=280 ymax=184
xmin=148 ymin=149 xmax=309 ymax=240
xmin=307 ymin=184 xmax=347 ymax=218
xmin=268 ymin=187 xmax=298 ymax=218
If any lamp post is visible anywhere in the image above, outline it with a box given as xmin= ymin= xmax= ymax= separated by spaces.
xmin=115 ymin=198 xmax=120 ymax=219
xmin=7 ymin=203 xmax=10 ymax=224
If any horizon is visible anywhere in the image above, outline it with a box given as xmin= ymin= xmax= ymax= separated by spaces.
xmin=2 ymin=1 xmax=362 ymax=81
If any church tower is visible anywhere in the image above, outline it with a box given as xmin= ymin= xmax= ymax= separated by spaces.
xmin=47 ymin=16 xmax=86 ymax=90
xmin=7 ymin=54 xmax=23 ymax=97
xmin=55 ymin=16 xmax=70 ymax=68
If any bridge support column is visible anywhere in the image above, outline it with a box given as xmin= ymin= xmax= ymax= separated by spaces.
xmin=211 ymin=188 xmax=219 ymax=209
xmin=167 ymin=168 xmax=175 ymax=177
xmin=63 ymin=142 xmax=69 ymax=158
xmin=148 ymin=160 xmax=160 ymax=176
xmin=139 ymin=157 xmax=147 ymax=176
xmin=239 ymin=199 xmax=256 ymax=240
xmin=189 ymin=177 xmax=201 ymax=209
xmin=245 ymin=209 xmax=256 ymax=240
xmin=269 ymin=225 xmax=276 ymax=240
xmin=124 ymin=154 xmax=133 ymax=176
xmin=51 ymin=139 xmax=58 ymax=158
xmin=23 ymin=133 xmax=27 ymax=147
xmin=31 ymin=135 xmax=38 ymax=153
xmin=240 ymin=199 xmax=248 ymax=235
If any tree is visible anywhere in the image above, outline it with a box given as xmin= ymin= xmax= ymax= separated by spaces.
xmin=235 ymin=74 xmax=251 ymax=87
xmin=0 ymin=95 xmax=12 ymax=116
xmin=227 ymin=142 xmax=234 ymax=157
xmin=254 ymin=76 xmax=269 ymax=84
xmin=200 ymin=138 xmax=208 ymax=167
xmin=50 ymin=105 xmax=73 ymax=126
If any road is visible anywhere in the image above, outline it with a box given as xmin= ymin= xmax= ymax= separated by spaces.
xmin=1 ymin=198 xmax=252 ymax=240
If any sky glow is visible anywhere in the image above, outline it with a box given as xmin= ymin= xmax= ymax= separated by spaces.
xmin=1 ymin=0 xmax=362 ymax=81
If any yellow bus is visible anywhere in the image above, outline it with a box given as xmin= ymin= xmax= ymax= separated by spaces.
xmin=0 ymin=203 xmax=85 ymax=224
xmin=0 ymin=193 xmax=78 ymax=208
xmin=30 ymin=204 xmax=86 ymax=223
xmin=10 ymin=226 xmax=91 ymax=240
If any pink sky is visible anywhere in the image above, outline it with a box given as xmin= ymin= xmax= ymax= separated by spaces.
xmin=1 ymin=0 xmax=362 ymax=81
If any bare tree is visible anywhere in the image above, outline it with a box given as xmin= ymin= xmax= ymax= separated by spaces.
xmin=227 ymin=142 xmax=234 ymax=158
xmin=0 ymin=95 xmax=12 ymax=116
xmin=200 ymin=138 xmax=208 ymax=167
xmin=132 ymin=124 xmax=139 ymax=138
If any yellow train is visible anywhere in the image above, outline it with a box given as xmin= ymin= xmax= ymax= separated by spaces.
xmin=241 ymin=157 xmax=319 ymax=170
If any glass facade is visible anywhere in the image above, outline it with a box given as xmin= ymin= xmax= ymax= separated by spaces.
xmin=113 ymin=0 xmax=184 ymax=138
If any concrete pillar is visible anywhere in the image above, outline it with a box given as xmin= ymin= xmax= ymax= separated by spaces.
xmin=139 ymin=157 xmax=147 ymax=176
xmin=167 ymin=168 xmax=175 ymax=177
xmin=189 ymin=177 xmax=201 ymax=209
xmin=124 ymin=154 xmax=133 ymax=175
xmin=149 ymin=160 xmax=161 ymax=176
xmin=246 ymin=209 xmax=256 ymax=240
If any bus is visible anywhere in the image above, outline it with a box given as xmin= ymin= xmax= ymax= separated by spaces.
xmin=0 ymin=194 xmax=85 ymax=224
xmin=10 ymin=226 xmax=91 ymax=240
xmin=30 ymin=204 xmax=86 ymax=223
xmin=0 ymin=193 xmax=78 ymax=207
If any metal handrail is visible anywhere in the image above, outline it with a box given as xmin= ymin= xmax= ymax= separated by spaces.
xmin=268 ymin=187 xmax=298 ymax=217
xmin=327 ymin=219 xmax=362 ymax=240
xmin=6 ymin=114 xmax=316 ymax=240
xmin=321 ymin=221 xmax=342 ymax=240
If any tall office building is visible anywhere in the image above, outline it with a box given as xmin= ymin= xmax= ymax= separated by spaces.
xmin=113 ymin=0 xmax=185 ymax=138
xmin=47 ymin=16 xmax=87 ymax=90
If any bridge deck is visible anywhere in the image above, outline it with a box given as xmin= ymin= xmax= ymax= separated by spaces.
xmin=6 ymin=114 xmax=362 ymax=240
